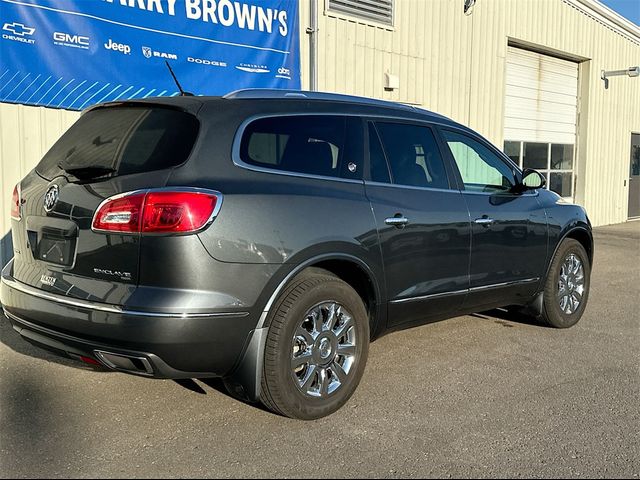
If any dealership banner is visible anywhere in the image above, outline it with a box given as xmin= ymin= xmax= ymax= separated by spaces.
xmin=0 ymin=0 xmax=300 ymax=109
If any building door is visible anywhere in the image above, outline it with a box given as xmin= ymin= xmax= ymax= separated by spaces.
xmin=502 ymin=47 xmax=579 ymax=201
xmin=629 ymin=133 xmax=640 ymax=219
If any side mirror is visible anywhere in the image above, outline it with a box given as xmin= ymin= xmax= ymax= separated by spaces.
xmin=518 ymin=168 xmax=546 ymax=191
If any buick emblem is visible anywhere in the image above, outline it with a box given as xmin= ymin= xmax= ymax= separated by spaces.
xmin=43 ymin=185 xmax=59 ymax=212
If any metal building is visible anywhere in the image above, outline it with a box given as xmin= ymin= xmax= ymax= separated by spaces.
xmin=1 ymin=0 xmax=639 ymax=267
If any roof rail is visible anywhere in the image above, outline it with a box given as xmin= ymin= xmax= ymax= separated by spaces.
xmin=223 ymin=88 xmax=418 ymax=112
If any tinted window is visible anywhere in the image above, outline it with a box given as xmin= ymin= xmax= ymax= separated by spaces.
xmin=443 ymin=130 xmax=516 ymax=192
xmin=37 ymin=107 xmax=199 ymax=180
xmin=503 ymin=141 xmax=521 ymax=165
xmin=374 ymin=122 xmax=449 ymax=189
xmin=368 ymin=123 xmax=391 ymax=183
xmin=551 ymin=144 xmax=573 ymax=170
xmin=240 ymin=115 xmax=360 ymax=179
xmin=523 ymin=142 xmax=548 ymax=170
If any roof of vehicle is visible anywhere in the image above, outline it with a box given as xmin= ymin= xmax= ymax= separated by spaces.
xmin=92 ymin=88 xmax=461 ymax=128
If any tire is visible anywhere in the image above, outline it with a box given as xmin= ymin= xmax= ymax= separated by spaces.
xmin=541 ymin=239 xmax=591 ymax=328
xmin=260 ymin=270 xmax=369 ymax=420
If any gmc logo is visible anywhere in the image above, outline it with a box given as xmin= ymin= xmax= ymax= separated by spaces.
xmin=53 ymin=32 xmax=89 ymax=46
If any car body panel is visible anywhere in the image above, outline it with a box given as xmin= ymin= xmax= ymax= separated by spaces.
xmin=0 ymin=93 xmax=593 ymax=387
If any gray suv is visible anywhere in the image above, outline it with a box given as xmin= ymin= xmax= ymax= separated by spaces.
xmin=1 ymin=89 xmax=592 ymax=419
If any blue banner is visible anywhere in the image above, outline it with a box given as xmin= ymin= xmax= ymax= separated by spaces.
xmin=0 ymin=0 xmax=300 ymax=109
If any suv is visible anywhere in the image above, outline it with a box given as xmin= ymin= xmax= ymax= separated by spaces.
xmin=1 ymin=90 xmax=592 ymax=419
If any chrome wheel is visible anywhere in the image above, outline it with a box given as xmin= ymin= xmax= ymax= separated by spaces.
xmin=291 ymin=301 xmax=357 ymax=398
xmin=557 ymin=253 xmax=585 ymax=314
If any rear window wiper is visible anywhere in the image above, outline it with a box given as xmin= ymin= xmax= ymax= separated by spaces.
xmin=58 ymin=163 xmax=116 ymax=180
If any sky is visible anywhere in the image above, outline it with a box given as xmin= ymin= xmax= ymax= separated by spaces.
xmin=599 ymin=0 xmax=640 ymax=25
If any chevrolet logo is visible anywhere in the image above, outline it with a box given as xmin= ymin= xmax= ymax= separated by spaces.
xmin=3 ymin=22 xmax=35 ymax=37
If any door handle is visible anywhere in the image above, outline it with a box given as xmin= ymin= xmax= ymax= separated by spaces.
xmin=385 ymin=215 xmax=409 ymax=228
xmin=474 ymin=217 xmax=495 ymax=227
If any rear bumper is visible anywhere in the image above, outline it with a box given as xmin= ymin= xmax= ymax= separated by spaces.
xmin=1 ymin=262 xmax=258 ymax=378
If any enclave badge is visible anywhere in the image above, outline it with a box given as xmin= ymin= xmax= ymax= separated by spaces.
xmin=43 ymin=185 xmax=59 ymax=212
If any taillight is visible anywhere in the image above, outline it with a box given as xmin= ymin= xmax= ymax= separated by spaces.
xmin=92 ymin=192 xmax=145 ymax=233
xmin=141 ymin=191 xmax=218 ymax=233
xmin=10 ymin=184 xmax=21 ymax=221
xmin=92 ymin=189 xmax=220 ymax=234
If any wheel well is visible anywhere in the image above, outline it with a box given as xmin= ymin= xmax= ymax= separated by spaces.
xmin=565 ymin=228 xmax=593 ymax=264
xmin=304 ymin=260 xmax=378 ymax=331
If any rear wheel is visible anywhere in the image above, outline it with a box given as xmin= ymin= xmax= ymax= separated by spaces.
xmin=260 ymin=271 xmax=369 ymax=420
xmin=541 ymin=239 xmax=591 ymax=328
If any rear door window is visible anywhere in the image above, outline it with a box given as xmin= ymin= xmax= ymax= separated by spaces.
xmin=368 ymin=122 xmax=392 ymax=183
xmin=374 ymin=122 xmax=450 ymax=189
xmin=36 ymin=106 xmax=199 ymax=181
xmin=240 ymin=115 xmax=362 ymax=180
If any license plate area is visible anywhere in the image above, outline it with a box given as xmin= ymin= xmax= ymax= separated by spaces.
xmin=36 ymin=234 xmax=76 ymax=266
xmin=25 ymin=217 xmax=79 ymax=267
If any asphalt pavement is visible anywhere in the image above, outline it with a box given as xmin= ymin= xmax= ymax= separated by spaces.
xmin=1 ymin=221 xmax=639 ymax=478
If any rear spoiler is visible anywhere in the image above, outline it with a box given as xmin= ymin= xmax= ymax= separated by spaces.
xmin=83 ymin=97 xmax=206 ymax=116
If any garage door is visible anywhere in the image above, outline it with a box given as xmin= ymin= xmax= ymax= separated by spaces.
xmin=502 ymin=47 xmax=579 ymax=199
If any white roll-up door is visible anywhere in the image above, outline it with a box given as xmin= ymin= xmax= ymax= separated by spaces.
xmin=504 ymin=47 xmax=578 ymax=144
xmin=503 ymin=47 xmax=579 ymax=199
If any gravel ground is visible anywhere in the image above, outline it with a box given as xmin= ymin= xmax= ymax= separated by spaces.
xmin=1 ymin=221 xmax=638 ymax=478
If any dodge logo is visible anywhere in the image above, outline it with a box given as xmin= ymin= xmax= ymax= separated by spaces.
xmin=43 ymin=185 xmax=59 ymax=212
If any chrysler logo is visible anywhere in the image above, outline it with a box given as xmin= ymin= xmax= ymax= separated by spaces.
xmin=43 ymin=185 xmax=59 ymax=212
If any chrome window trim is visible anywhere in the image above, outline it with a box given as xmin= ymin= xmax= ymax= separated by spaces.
xmin=364 ymin=180 xmax=460 ymax=194
xmin=231 ymin=112 xmax=366 ymax=185
xmin=389 ymin=277 xmax=540 ymax=304
xmin=91 ymin=186 xmax=223 ymax=236
xmin=231 ymin=112 xmax=460 ymax=188
xmin=1 ymin=275 xmax=248 ymax=319
xmin=460 ymin=189 xmax=540 ymax=197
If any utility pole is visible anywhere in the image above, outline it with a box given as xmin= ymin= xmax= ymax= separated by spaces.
xmin=307 ymin=0 xmax=318 ymax=91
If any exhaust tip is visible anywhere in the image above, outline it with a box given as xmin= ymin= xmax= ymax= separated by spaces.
xmin=94 ymin=350 xmax=154 ymax=376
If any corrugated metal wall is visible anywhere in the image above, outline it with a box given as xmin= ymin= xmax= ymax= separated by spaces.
xmin=0 ymin=105 xmax=79 ymax=266
xmin=0 ymin=0 xmax=638 ymax=267
xmin=300 ymin=0 xmax=640 ymax=226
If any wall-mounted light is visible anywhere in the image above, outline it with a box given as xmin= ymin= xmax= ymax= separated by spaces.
xmin=464 ymin=0 xmax=477 ymax=15
xmin=601 ymin=66 xmax=639 ymax=89
xmin=384 ymin=72 xmax=399 ymax=92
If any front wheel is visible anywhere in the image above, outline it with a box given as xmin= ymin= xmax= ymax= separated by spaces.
xmin=541 ymin=239 xmax=591 ymax=328
xmin=260 ymin=270 xmax=369 ymax=420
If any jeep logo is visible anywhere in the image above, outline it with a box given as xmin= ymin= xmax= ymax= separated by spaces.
xmin=104 ymin=38 xmax=131 ymax=55
xmin=278 ymin=67 xmax=291 ymax=76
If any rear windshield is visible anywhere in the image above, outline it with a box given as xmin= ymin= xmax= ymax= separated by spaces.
xmin=36 ymin=106 xmax=199 ymax=181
